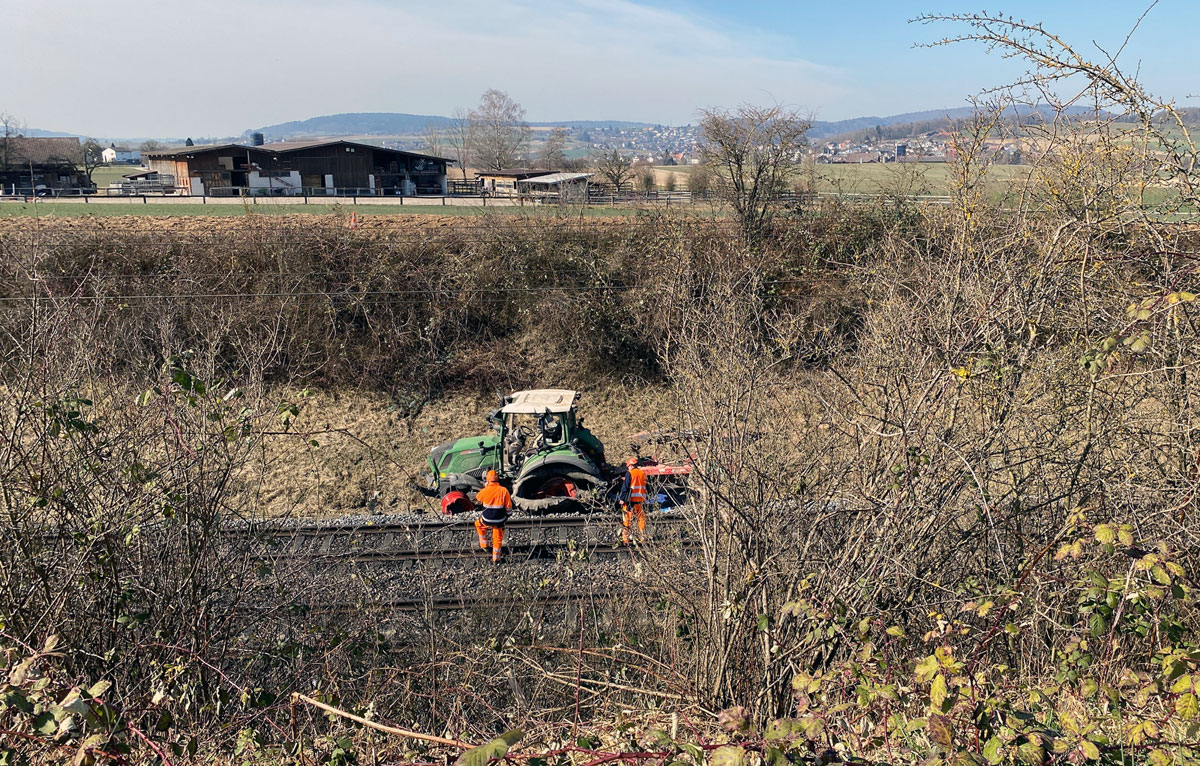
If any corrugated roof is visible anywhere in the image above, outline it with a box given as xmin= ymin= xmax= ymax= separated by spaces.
xmin=143 ymin=143 xmax=253 ymax=159
xmin=146 ymin=139 xmax=453 ymax=164
xmin=475 ymin=168 xmax=555 ymax=179
xmin=518 ymin=172 xmax=593 ymax=185
xmin=501 ymin=389 xmax=578 ymax=414
xmin=260 ymin=140 xmax=332 ymax=152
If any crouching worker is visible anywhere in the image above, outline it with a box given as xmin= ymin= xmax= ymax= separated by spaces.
xmin=619 ymin=457 xmax=648 ymax=545
xmin=474 ymin=470 xmax=512 ymax=563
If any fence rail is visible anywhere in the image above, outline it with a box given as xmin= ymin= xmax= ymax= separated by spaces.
xmin=3 ymin=187 xmax=1197 ymax=220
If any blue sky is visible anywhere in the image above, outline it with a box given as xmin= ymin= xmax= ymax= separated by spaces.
xmin=640 ymin=0 xmax=1198 ymax=118
xmin=1 ymin=0 xmax=1194 ymax=138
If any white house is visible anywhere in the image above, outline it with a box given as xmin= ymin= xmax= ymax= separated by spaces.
xmin=101 ymin=144 xmax=141 ymax=164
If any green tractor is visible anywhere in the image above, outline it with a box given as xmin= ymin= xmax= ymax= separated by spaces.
xmin=425 ymin=389 xmax=611 ymax=514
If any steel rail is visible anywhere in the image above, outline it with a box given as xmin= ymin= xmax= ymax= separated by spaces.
xmin=248 ymin=536 xmax=700 ymax=565
xmin=229 ymin=512 xmax=688 ymax=540
xmin=290 ymin=590 xmax=639 ymax=615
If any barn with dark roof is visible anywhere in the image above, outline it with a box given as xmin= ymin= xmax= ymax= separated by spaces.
xmin=143 ymin=140 xmax=451 ymax=196
xmin=0 ymin=136 xmax=90 ymax=193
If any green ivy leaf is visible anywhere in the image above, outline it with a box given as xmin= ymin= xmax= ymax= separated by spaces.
xmin=764 ymin=718 xmax=802 ymax=742
xmin=763 ymin=746 xmax=788 ymax=766
xmin=681 ymin=743 xmax=704 ymax=763
xmin=455 ymin=730 xmax=522 ymax=766
xmin=983 ymin=736 xmax=1003 ymax=764
xmin=1151 ymin=565 xmax=1172 ymax=586
xmin=1177 ymin=692 xmax=1198 ymax=720
xmin=1016 ymin=734 xmax=1044 ymax=765
xmin=930 ymin=674 xmax=948 ymax=710
xmin=710 ymin=745 xmax=744 ymax=766
xmin=455 ymin=745 xmax=493 ymax=766
xmin=915 ymin=655 xmax=939 ymax=682
xmin=1079 ymin=740 xmax=1100 ymax=761
xmin=33 ymin=711 xmax=57 ymax=736
xmin=85 ymin=681 xmax=111 ymax=699
xmin=1148 ymin=749 xmax=1172 ymax=766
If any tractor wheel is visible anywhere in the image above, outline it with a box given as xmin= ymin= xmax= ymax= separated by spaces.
xmin=514 ymin=468 xmax=599 ymax=514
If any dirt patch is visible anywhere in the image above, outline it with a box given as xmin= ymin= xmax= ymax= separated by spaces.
xmin=0 ymin=211 xmax=646 ymax=237
xmin=0 ymin=213 xmax=473 ymax=236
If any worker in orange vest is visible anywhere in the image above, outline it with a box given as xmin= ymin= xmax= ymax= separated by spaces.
xmin=619 ymin=457 xmax=648 ymax=544
xmin=474 ymin=470 xmax=512 ymax=563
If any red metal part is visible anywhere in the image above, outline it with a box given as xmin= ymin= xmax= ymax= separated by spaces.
xmin=640 ymin=463 xmax=692 ymax=477
xmin=441 ymin=490 xmax=472 ymax=515
xmin=536 ymin=477 xmax=579 ymax=498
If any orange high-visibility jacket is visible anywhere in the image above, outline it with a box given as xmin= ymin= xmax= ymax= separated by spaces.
xmin=622 ymin=466 xmax=647 ymax=505
xmin=477 ymin=482 xmax=512 ymax=525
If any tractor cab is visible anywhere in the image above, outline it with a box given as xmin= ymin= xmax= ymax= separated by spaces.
xmin=426 ymin=389 xmax=607 ymax=506
xmin=498 ymin=389 xmax=602 ymax=473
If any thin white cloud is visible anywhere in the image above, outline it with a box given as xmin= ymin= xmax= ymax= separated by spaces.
xmin=0 ymin=0 xmax=852 ymax=137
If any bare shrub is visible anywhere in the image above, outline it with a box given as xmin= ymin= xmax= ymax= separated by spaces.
xmin=699 ymin=104 xmax=811 ymax=241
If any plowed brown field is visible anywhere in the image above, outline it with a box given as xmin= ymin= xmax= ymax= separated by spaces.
xmin=0 ymin=213 xmax=484 ymax=236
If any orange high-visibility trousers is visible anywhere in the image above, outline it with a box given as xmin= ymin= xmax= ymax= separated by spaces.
xmin=474 ymin=517 xmax=505 ymax=563
xmin=621 ymin=502 xmax=646 ymax=543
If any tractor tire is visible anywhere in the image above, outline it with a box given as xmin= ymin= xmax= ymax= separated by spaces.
xmin=513 ymin=468 xmax=600 ymax=514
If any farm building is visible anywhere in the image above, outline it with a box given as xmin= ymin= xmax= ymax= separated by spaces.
xmin=142 ymin=139 xmax=451 ymax=196
xmin=516 ymin=172 xmax=593 ymax=201
xmin=106 ymin=169 xmax=175 ymax=195
xmin=0 ymin=136 xmax=91 ymax=193
xmin=101 ymin=144 xmax=141 ymax=164
xmin=475 ymin=168 xmax=556 ymax=196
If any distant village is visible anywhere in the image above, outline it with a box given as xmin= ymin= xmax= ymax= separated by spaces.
xmin=386 ymin=122 xmax=1025 ymax=167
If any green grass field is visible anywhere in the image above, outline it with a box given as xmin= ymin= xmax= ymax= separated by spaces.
xmin=655 ymin=162 xmax=1032 ymax=196
xmin=89 ymin=164 xmax=142 ymax=189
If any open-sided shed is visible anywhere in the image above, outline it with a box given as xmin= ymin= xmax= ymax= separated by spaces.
xmin=143 ymin=140 xmax=452 ymax=196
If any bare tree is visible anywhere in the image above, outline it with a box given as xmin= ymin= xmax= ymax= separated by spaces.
xmin=917 ymin=10 xmax=1200 ymax=215
xmin=698 ymin=104 xmax=811 ymax=240
xmin=688 ymin=163 xmax=714 ymax=197
xmin=594 ymin=149 xmax=632 ymax=192
xmin=540 ymin=126 xmax=568 ymax=170
xmin=421 ymin=122 xmax=445 ymax=158
xmin=445 ymin=108 xmax=475 ymax=180
xmin=81 ymin=138 xmax=103 ymax=185
xmin=637 ymin=167 xmax=656 ymax=194
xmin=0 ymin=112 xmax=25 ymax=171
xmin=139 ymin=139 xmax=165 ymax=153
xmin=469 ymin=89 xmax=530 ymax=172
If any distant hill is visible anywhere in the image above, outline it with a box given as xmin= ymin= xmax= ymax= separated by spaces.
xmin=23 ymin=127 xmax=82 ymax=138
xmin=253 ymin=112 xmax=653 ymax=139
xmin=811 ymin=104 xmax=1131 ymax=143
xmin=32 ymin=104 xmax=1192 ymax=148
xmin=259 ymin=108 xmax=1084 ymax=142
xmin=256 ymin=107 xmax=1123 ymax=143
xmin=807 ymin=107 xmax=980 ymax=139
xmin=255 ymin=112 xmax=455 ymax=138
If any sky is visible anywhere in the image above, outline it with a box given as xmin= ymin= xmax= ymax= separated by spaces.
xmin=1 ymin=0 xmax=1196 ymax=139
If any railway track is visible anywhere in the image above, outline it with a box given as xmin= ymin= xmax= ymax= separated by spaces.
xmin=249 ymin=535 xmax=701 ymax=566
xmin=230 ymin=512 xmax=691 ymax=560
xmin=272 ymin=590 xmax=633 ymax=616
xmin=230 ymin=512 xmax=680 ymax=538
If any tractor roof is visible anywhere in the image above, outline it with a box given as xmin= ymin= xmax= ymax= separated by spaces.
xmin=501 ymin=389 xmax=579 ymax=414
